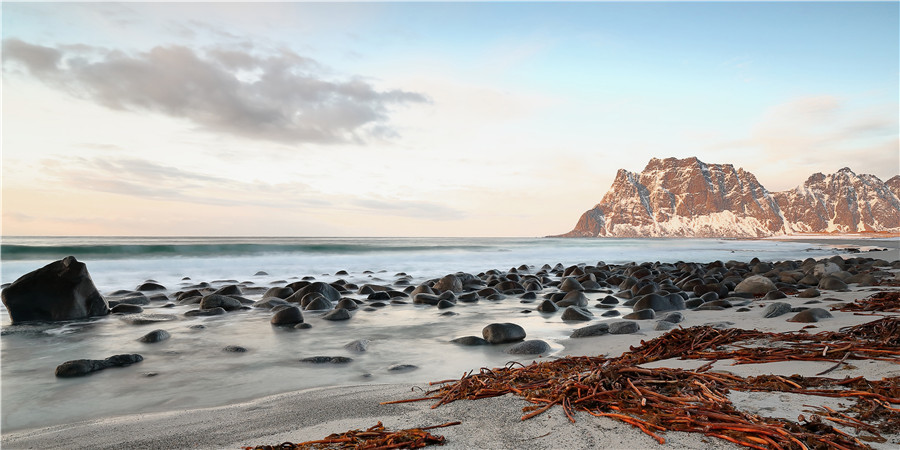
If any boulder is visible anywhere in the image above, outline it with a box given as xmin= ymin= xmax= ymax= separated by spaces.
xmin=609 ymin=321 xmax=640 ymax=334
xmin=304 ymin=297 xmax=333 ymax=311
xmin=734 ymin=275 xmax=777 ymax=295
xmin=111 ymin=304 xmax=143 ymax=314
xmin=451 ymin=336 xmax=490 ymax=346
xmin=654 ymin=321 xmax=677 ymax=331
xmin=561 ymin=306 xmax=593 ymax=321
xmin=138 ymin=329 xmax=170 ymax=343
xmin=536 ymin=299 xmax=559 ymax=313
xmin=288 ymin=282 xmax=341 ymax=304
xmin=506 ymin=340 xmax=551 ymax=355
xmin=322 ymin=308 xmax=351 ymax=321
xmin=2 ymin=256 xmax=109 ymax=323
xmin=787 ymin=308 xmax=833 ymax=323
xmin=344 ymin=339 xmax=370 ymax=352
xmin=762 ymin=302 xmax=792 ymax=318
xmin=623 ymin=308 xmax=656 ymax=320
xmin=270 ymin=306 xmax=304 ymax=326
xmin=300 ymin=356 xmax=353 ymax=364
xmin=263 ymin=287 xmax=294 ymax=299
xmin=55 ymin=354 xmax=143 ymax=377
xmin=434 ymin=274 xmax=463 ymax=293
xmin=817 ymin=276 xmax=849 ymax=291
xmin=199 ymin=294 xmax=242 ymax=312
xmin=556 ymin=291 xmax=588 ymax=307
xmin=570 ymin=323 xmax=610 ymax=338
xmin=482 ymin=323 xmax=526 ymax=344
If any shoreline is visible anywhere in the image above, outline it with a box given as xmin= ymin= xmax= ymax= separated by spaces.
xmin=2 ymin=243 xmax=899 ymax=449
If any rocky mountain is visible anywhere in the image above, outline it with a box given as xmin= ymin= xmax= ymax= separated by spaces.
xmin=556 ymin=157 xmax=900 ymax=238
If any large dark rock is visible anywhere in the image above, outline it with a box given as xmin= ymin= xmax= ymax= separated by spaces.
xmin=482 ymin=322 xmax=526 ymax=344
xmin=138 ymin=329 xmax=170 ymax=343
xmin=199 ymin=294 xmax=242 ymax=312
xmin=55 ymin=354 xmax=143 ymax=377
xmin=561 ymin=306 xmax=593 ymax=321
xmin=570 ymin=322 xmax=610 ymax=338
xmin=2 ymin=256 xmax=109 ymax=323
xmin=506 ymin=339 xmax=551 ymax=355
xmin=271 ymin=306 xmax=304 ymax=326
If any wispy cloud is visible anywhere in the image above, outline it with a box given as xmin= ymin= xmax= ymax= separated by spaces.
xmin=709 ymin=95 xmax=899 ymax=189
xmin=3 ymin=38 xmax=429 ymax=145
xmin=40 ymin=157 xmax=465 ymax=221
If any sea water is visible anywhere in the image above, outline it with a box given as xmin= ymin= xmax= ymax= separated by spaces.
xmin=1 ymin=237 xmax=840 ymax=431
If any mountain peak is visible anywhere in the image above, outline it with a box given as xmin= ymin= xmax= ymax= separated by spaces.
xmin=555 ymin=157 xmax=900 ymax=238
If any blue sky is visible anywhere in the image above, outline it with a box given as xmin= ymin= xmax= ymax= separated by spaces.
xmin=2 ymin=2 xmax=898 ymax=236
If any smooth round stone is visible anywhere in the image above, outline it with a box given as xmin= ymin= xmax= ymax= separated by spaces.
xmin=787 ymin=308 xmax=833 ymax=323
xmin=304 ymin=297 xmax=333 ymax=311
xmin=271 ymin=306 xmax=304 ymax=326
xmin=623 ymin=308 xmax=655 ymax=320
xmin=599 ymin=295 xmax=619 ymax=305
xmin=609 ymin=321 xmax=640 ymax=334
xmin=762 ymin=302 xmax=792 ymax=318
xmin=451 ymin=336 xmax=489 ymax=346
xmin=111 ymin=304 xmax=144 ymax=314
xmin=336 ymin=298 xmax=359 ymax=310
xmin=631 ymin=293 xmax=676 ymax=312
xmin=120 ymin=314 xmax=178 ymax=325
xmin=137 ymin=282 xmax=166 ymax=291
xmin=199 ymin=294 xmax=242 ymax=311
xmin=506 ymin=339 xmax=551 ymax=355
xmin=184 ymin=307 xmax=226 ymax=317
xmin=654 ymin=320 xmax=677 ymax=331
xmin=437 ymin=299 xmax=456 ymax=309
xmin=734 ymin=275 xmax=777 ymax=295
xmin=817 ymin=276 xmax=849 ymax=291
xmin=561 ymin=306 xmax=593 ymax=321
xmin=344 ymin=339 xmax=370 ymax=352
xmin=556 ymin=291 xmax=588 ymax=307
xmin=763 ymin=290 xmax=788 ymax=300
xmin=482 ymin=323 xmax=526 ymax=344
xmin=798 ymin=288 xmax=821 ymax=298
xmin=294 ymin=323 xmax=312 ymax=329
xmin=570 ymin=323 xmax=610 ymax=338
xmin=536 ymin=299 xmax=559 ymax=313
xmin=660 ymin=311 xmax=684 ymax=324
xmin=388 ymin=364 xmax=418 ymax=372
xmin=300 ymin=356 xmax=352 ymax=364
xmin=322 ymin=308 xmax=351 ymax=321
xmin=601 ymin=310 xmax=620 ymax=317
xmin=222 ymin=345 xmax=247 ymax=353
xmin=559 ymin=277 xmax=584 ymax=292
xmin=137 ymin=329 xmax=170 ymax=343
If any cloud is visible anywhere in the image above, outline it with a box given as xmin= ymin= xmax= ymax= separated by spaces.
xmin=40 ymin=157 xmax=465 ymax=221
xmin=2 ymin=38 xmax=429 ymax=145
xmin=708 ymin=95 xmax=899 ymax=189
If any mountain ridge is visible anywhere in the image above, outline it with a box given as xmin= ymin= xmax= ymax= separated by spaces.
xmin=555 ymin=157 xmax=900 ymax=238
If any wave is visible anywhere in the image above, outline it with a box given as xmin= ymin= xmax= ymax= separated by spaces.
xmin=0 ymin=241 xmax=498 ymax=261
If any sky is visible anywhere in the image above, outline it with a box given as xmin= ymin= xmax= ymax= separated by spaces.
xmin=2 ymin=1 xmax=898 ymax=237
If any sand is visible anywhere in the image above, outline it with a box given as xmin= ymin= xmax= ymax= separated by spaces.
xmin=3 ymin=238 xmax=899 ymax=449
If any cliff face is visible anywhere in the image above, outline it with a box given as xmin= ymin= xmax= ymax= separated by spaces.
xmin=557 ymin=157 xmax=900 ymax=238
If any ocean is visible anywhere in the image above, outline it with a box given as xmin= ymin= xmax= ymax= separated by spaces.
xmin=0 ymin=236 xmax=842 ymax=431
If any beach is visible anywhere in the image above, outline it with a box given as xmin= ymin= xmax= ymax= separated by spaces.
xmin=2 ymin=236 xmax=899 ymax=449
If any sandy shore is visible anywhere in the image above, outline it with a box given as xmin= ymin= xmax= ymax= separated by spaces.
xmin=3 ymin=241 xmax=899 ymax=450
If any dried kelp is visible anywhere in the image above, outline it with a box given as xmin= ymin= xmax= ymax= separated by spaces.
xmin=243 ymin=421 xmax=459 ymax=450
xmin=387 ymin=320 xmax=900 ymax=449
xmin=834 ymin=291 xmax=900 ymax=313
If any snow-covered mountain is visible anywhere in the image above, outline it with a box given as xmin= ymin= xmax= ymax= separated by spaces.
xmin=556 ymin=157 xmax=900 ymax=238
